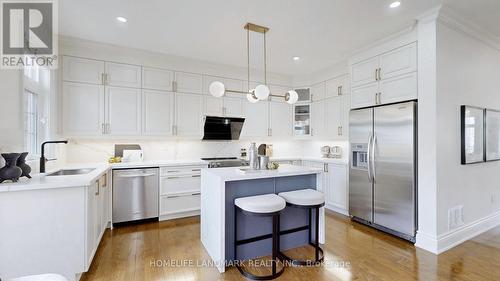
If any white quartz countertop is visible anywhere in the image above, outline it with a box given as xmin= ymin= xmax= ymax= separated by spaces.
xmin=202 ymin=164 xmax=323 ymax=182
xmin=0 ymin=157 xmax=345 ymax=193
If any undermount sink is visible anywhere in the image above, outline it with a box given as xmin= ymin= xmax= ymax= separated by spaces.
xmin=46 ymin=168 xmax=96 ymax=176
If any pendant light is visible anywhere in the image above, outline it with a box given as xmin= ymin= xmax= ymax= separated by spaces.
xmin=209 ymin=23 xmax=298 ymax=104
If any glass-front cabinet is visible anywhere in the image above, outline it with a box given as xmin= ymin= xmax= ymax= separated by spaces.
xmin=293 ymin=104 xmax=311 ymax=137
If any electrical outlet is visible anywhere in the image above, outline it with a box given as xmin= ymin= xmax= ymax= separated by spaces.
xmin=448 ymin=205 xmax=464 ymax=230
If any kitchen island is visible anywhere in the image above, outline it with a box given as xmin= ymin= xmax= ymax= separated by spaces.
xmin=200 ymin=164 xmax=324 ymax=273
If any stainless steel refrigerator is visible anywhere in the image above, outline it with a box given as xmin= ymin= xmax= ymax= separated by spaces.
xmin=349 ymin=101 xmax=417 ymax=242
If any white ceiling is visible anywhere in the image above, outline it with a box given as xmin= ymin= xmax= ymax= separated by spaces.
xmin=59 ymin=0 xmax=443 ymax=76
xmin=444 ymin=0 xmax=500 ymax=39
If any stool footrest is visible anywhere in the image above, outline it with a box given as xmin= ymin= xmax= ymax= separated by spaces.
xmin=279 ymin=243 xmax=325 ymax=267
xmin=236 ymin=260 xmax=285 ymax=280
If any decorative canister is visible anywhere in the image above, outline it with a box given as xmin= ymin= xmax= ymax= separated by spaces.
xmin=17 ymin=152 xmax=32 ymax=179
xmin=0 ymin=153 xmax=23 ymax=183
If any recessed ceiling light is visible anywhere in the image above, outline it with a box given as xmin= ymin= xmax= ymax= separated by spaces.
xmin=116 ymin=16 xmax=127 ymax=23
xmin=390 ymin=1 xmax=401 ymax=8
xmin=292 ymin=56 xmax=300 ymax=61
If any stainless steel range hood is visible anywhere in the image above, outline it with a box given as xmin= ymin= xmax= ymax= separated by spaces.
xmin=202 ymin=116 xmax=245 ymax=141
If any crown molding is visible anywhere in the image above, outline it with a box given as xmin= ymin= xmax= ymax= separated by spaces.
xmin=437 ymin=5 xmax=500 ymax=52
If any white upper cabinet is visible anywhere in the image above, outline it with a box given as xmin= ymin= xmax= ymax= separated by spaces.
xmin=326 ymin=75 xmax=350 ymax=98
xmin=325 ymin=97 xmax=342 ymax=139
xmin=205 ymin=96 xmax=224 ymax=116
xmin=378 ymin=72 xmax=417 ymax=105
xmin=351 ymin=82 xmax=378 ymax=109
xmin=350 ymin=42 xmax=417 ymax=109
xmin=311 ymin=82 xmax=326 ymax=101
xmin=269 ymin=84 xmax=291 ymax=96
xmin=62 ymin=82 xmax=104 ymax=136
xmin=175 ymin=93 xmax=204 ymax=137
xmin=175 ymin=72 xmax=203 ymax=94
xmin=142 ymin=90 xmax=175 ymax=136
xmin=311 ymin=101 xmax=326 ymax=138
xmin=62 ymin=56 xmax=104 ymax=85
xmin=223 ymin=97 xmax=243 ymax=117
xmin=241 ymin=101 xmax=269 ymax=137
xmin=269 ymin=101 xmax=292 ymax=138
xmin=106 ymin=87 xmax=142 ymax=136
xmin=351 ymin=57 xmax=379 ymax=88
xmin=105 ymin=62 xmax=142 ymax=88
xmin=142 ymin=67 xmax=174 ymax=91
xmin=379 ymin=42 xmax=417 ymax=80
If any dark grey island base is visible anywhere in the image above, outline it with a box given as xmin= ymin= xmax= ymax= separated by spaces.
xmin=225 ymin=174 xmax=318 ymax=261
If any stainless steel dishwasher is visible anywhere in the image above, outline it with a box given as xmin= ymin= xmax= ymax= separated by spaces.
xmin=112 ymin=167 xmax=159 ymax=223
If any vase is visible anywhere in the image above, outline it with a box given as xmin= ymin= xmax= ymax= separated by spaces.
xmin=0 ymin=153 xmax=23 ymax=183
xmin=17 ymin=152 xmax=32 ymax=179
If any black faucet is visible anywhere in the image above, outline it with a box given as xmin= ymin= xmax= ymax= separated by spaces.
xmin=40 ymin=140 xmax=68 ymax=173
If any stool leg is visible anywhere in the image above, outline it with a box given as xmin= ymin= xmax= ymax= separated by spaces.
xmin=234 ymin=207 xmax=237 ymax=262
xmin=272 ymin=214 xmax=278 ymax=275
xmin=308 ymin=208 xmax=312 ymax=244
xmin=315 ymin=207 xmax=320 ymax=262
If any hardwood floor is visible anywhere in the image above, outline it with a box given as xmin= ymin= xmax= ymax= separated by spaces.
xmin=81 ymin=212 xmax=500 ymax=281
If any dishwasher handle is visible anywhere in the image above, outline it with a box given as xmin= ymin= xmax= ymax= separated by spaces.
xmin=114 ymin=173 xmax=157 ymax=178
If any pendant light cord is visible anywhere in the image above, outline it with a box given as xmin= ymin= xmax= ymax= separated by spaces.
xmin=247 ymin=27 xmax=250 ymax=93
xmin=264 ymin=32 xmax=267 ymax=85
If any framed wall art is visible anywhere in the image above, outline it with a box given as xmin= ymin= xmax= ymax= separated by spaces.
xmin=461 ymin=105 xmax=485 ymax=165
xmin=485 ymin=109 xmax=500 ymax=162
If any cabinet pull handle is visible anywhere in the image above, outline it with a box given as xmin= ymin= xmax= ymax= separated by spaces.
xmin=340 ymin=126 xmax=343 ymax=136
xmin=270 ymin=128 xmax=272 ymax=136
xmin=166 ymin=176 xmax=180 ymax=179
xmin=101 ymin=73 xmax=105 ymax=85
xmin=375 ymin=69 xmax=378 ymax=81
xmin=172 ymin=81 xmax=178 ymax=92
xmin=166 ymin=170 xmax=181 ymax=173
xmin=191 ymin=192 xmax=201 ymax=196
xmin=378 ymin=68 xmax=382 ymax=81
xmin=106 ymin=123 xmax=110 ymax=134
xmin=192 ymin=175 xmax=201 ymax=178
xmin=191 ymin=169 xmax=201 ymax=172
xmin=101 ymin=123 xmax=105 ymax=134
xmin=95 ymin=184 xmax=100 ymax=196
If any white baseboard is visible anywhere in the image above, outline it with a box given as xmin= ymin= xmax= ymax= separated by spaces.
xmin=437 ymin=210 xmax=500 ymax=253
xmin=415 ymin=231 xmax=439 ymax=254
xmin=325 ymin=204 xmax=349 ymax=216
xmin=415 ymin=210 xmax=500 ymax=254
xmin=159 ymin=210 xmax=200 ymax=221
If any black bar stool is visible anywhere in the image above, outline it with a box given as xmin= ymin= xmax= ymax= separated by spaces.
xmin=234 ymin=194 xmax=286 ymax=280
xmin=277 ymin=189 xmax=325 ymax=266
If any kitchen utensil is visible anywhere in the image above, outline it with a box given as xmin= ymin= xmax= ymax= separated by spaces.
xmin=321 ymin=146 xmax=330 ymax=158
xmin=330 ymin=146 xmax=342 ymax=158
xmin=248 ymin=143 xmax=259 ymax=170
xmin=259 ymin=155 xmax=269 ymax=170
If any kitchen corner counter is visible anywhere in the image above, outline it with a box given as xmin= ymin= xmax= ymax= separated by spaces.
xmin=0 ymin=163 xmax=111 ymax=192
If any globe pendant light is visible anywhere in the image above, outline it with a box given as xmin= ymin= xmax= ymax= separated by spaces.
xmin=285 ymin=90 xmax=299 ymax=104
xmin=208 ymin=23 xmax=298 ymax=105
xmin=209 ymin=81 xmax=225 ymax=97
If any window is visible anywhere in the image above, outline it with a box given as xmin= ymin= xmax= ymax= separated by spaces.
xmin=23 ymin=66 xmax=50 ymax=158
xmin=24 ymin=89 xmax=38 ymax=155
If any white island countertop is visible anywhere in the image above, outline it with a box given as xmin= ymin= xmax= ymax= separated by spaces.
xmin=203 ymin=164 xmax=323 ymax=182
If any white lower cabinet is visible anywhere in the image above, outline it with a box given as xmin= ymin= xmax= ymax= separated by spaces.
xmin=325 ymin=164 xmax=348 ymax=214
xmin=302 ymin=161 xmax=349 ymax=215
xmin=175 ymin=93 xmax=204 ymax=137
xmin=85 ymin=173 xmax=109 ymax=270
xmin=159 ymin=165 xmax=206 ymax=220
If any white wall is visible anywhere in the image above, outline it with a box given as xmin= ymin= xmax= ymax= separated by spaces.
xmin=436 ymin=22 xmax=500 ymax=235
xmin=0 ymin=70 xmax=23 ymax=156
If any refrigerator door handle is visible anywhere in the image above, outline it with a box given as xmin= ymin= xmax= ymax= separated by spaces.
xmin=371 ymin=134 xmax=377 ymax=183
xmin=367 ymin=134 xmax=373 ymax=183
